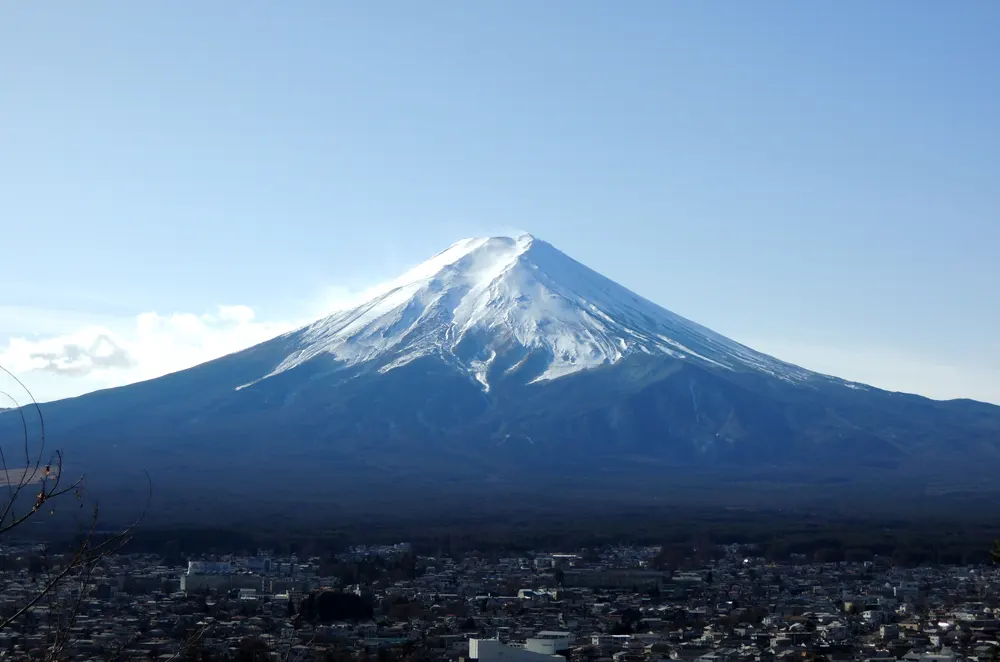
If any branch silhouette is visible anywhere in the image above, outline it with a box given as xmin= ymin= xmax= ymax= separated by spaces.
xmin=0 ymin=364 xmax=150 ymax=657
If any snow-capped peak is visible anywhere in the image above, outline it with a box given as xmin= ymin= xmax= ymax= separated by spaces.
xmin=251 ymin=235 xmax=816 ymax=391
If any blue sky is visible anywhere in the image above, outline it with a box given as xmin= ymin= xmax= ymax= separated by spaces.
xmin=1 ymin=2 xmax=998 ymax=404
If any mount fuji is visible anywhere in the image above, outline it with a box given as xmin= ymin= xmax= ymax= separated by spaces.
xmin=5 ymin=235 xmax=1000 ymax=519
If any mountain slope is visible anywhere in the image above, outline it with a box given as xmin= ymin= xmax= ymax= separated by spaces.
xmin=3 ymin=234 xmax=1000 ymax=520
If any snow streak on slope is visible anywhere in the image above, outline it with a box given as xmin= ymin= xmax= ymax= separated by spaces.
xmin=250 ymin=235 xmax=821 ymax=391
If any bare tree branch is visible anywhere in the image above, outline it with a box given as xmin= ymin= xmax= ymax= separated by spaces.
xmin=1 ymin=477 xmax=150 ymax=634
xmin=0 ymin=369 xmax=87 ymax=541
xmin=0 ymin=364 xmax=151 ymax=658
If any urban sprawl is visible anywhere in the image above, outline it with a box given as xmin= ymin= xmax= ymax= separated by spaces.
xmin=2 ymin=542 xmax=1000 ymax=661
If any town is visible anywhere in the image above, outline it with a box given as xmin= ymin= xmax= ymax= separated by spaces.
xmin=2 ymin=540 xmax=1000 ymax=661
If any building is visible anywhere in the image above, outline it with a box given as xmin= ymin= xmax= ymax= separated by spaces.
xmin=181 ymin=561 xmax=262 ymax=593
xmin=469 ymin=639 xmax=563 ymax=661
xmin=469 ymin=632 xmax=572 ymax=661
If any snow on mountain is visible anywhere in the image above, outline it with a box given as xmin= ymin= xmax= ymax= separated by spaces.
xmin=245 ymin=234 xmax=822 ymax=392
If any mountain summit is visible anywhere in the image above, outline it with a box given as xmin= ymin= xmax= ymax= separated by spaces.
xmin=5 ymin=235 xmax=1000 ymax=521
xmin=247 ymin=234 xmax=821 ymax=393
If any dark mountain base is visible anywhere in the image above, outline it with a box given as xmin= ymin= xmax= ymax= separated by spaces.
xmin=82 ymin=491 xmax=1000 ymax=569
xmin=70 ymin=460 xmax=1000 ymax=534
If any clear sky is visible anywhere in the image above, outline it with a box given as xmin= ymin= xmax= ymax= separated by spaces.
xmin=1 ymin=2 xmax=998 ymax=404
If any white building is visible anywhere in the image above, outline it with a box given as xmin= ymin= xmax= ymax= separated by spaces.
xmin=187 ymin=561 xmax=232 ymax=575
xmin=470 ymin=632 xmax=573 ymax=661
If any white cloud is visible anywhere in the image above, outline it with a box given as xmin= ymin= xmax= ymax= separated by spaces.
xmin=0 ymin=273 xmax=405 ymax=403
xmin=0 ymin=305 xmax=299 ymax=402
xmin=22 ymin=332 xmax=133 ymax=376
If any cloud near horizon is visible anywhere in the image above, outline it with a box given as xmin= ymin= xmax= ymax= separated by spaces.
xmin=29 ymin=332 xmax=134 ymax=376
xmin=0 ymin=305 xmax=298 ymax=402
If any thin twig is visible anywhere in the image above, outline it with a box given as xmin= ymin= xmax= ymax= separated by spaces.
xmin=0 ymin=388 xmax=31 ymax=526
xmin=0 ymin=472 xmax=151 ymax=632
xmin=0 ymin=366 xmax=153 ymax=659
